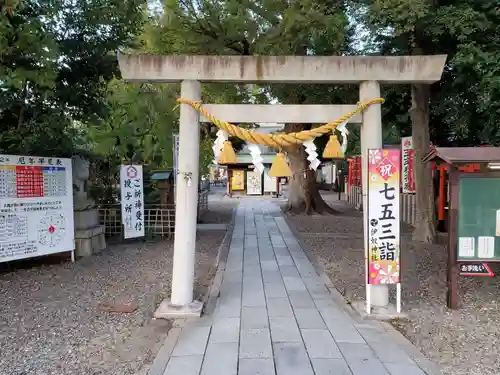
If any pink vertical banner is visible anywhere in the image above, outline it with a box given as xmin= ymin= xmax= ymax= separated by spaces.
xmin=367 ymin=149 xmax=401 ymax=285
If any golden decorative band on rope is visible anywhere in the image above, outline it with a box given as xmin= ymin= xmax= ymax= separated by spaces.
xmin=175 ymin=97 xmax=385 ymax=148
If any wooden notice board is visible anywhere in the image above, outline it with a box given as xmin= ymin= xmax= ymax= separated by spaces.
xmin=458 ymin=176 xmax=500 ymax=261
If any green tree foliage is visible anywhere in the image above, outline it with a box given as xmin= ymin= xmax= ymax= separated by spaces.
xmin=0 ymin=0 xmax=146 ymax=156
xmin=356 ymin=0 xmax=500 ymax=146
xmin=89 ymin=80 xmax=178 ymax=166
xmin=353 ymin=0 xmax=500 ymax=242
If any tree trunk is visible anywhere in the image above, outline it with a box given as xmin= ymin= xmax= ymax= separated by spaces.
xmin=410 ymin=84 xmax=437 ymax=243
xmin=284 ymin=123 xmax=339 ymax=215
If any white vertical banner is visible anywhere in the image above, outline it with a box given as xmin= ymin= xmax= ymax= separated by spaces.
xmin=401 ymin=136 xmax=415 ymax=193
xmin=173 ymin=133 xmax=179 ymax=187
xmin=120 ymin=165 xmax=144 ymax=239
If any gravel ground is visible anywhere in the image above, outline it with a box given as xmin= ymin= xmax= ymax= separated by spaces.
xmin=200 ymin=201 xmax=237 ymax=224
xmin=0 ymin=231 xmax=225 ymax=375
xmin=286 ymin=195 xmax=500 ymax=375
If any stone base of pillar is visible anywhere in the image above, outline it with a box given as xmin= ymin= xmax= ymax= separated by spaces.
xmin=154 ymin=299 xmax=203 ymax=319
xmin=351 ymin=300 xmax=407 ymax=321
xmin=74 ymin=226 xmax=106 ymax=257
xmin=74 ymin=209 xmax=106 ymax=258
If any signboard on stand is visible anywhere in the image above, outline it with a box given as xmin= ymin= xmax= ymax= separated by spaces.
xmin=263 ymin=168 xmax=277 ymax=193
xmin=231 ymin=170 xmax=245 ymax=191
xmin=0 ymin=155 xmax=74 ymax=263
xmin=366 ymin=148 xmax=401 ymax=312
xmin=247 ymin=171 xmax=262 ymax=195
xmin=401 ymin=136 xmax=415 ymax=193
xmin=120 ymin=165 xmax=144 ymax=239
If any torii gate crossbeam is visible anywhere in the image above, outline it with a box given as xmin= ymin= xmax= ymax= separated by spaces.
xmin=118 ymin=54 xmax=446 ymax=318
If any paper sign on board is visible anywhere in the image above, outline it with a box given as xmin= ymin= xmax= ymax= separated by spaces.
xmin=458 ymin=237 xmax=475 ymax=257
xmin=477 ymin=236 xmax=495 ymax=259
xmin=496 ymin=210 xmax=500 ymax=236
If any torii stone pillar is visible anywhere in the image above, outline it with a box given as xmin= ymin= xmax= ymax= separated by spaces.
xmin=359 ymin=81 xmax=386 ymax=306
xmin=118 ymin=54 xmax=447 ymax=318
xmin=170 ymin=80 xmax=202 ymax=310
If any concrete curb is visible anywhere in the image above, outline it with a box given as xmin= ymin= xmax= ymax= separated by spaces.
xmin=146 ymin=326 xmax=182 ymax=375
xmin=280 ymin=209 xmax=444 ymax=375
xmin=201 ymin=207 xmax=237 ymax=316
xmin=140 ymin=208 xmax=237 ymax=375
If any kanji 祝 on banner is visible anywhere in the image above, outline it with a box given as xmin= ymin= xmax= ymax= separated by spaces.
xmin=367 ymin=149 xmax=401 ymax=285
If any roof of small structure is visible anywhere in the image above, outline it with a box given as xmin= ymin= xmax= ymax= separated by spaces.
xmin=422 ymin=147 xmax=500 ymax=164
xmin=151 ymin=169 xmax=173 ymax=180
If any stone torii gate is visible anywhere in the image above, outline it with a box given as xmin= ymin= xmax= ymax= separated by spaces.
xmin=118 ymin=55 xmax=446 ymax=318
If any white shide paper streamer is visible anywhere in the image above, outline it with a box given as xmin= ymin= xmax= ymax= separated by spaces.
xmin=303 ymin=139 xmax=321 ymax=171
xmin=248 ymin=144 xmax=264 ymax=174
xmin=336 ymin=121 xmax=349 ymax=153
xmin=212 ymin=130 xmax=228 ymax=165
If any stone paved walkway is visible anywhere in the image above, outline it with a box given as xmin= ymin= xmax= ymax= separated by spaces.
xmin=161 ymin=200 xmax=431 ymax=375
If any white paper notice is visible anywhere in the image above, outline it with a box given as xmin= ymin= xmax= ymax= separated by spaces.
xmin=477 ymin=236 xmax=495 ymax=259
xmin=458 ymin=237 xmax=475 ymax=257
xmin=496 ymin=210 xmax=500 ymax=236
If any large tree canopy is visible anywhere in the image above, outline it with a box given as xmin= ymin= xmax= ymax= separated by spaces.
xmin=351 ymin=0 xmax=500 ymax=242
xmin=0 ymin=0 xmax=146 ymax=156
xmin=142 ymin=0 xmax=358 ymax=214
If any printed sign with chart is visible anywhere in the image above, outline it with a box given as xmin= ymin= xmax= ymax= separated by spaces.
xmin=367 ymin=149 xmax=401 ymax=285
xmin=120 ymin=165 xmax=144 ymax=239
xmin=0 ymin=155 xmax=74 ymax=263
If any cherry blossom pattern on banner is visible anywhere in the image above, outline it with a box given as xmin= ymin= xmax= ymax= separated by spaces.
xmin=367 ymin=148 xmax=401 ymax=285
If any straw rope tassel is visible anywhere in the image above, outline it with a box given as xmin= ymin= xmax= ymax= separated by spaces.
xmin=323 ymin=133 xmax=344 ymax=159
xmin=218 ymin=140 xmax=237 ymax=164
xmin=269 ymin=152 xmax=292 ymax=177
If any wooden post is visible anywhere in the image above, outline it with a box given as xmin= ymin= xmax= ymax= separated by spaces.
xmin=438 ymin=165 xmax=446 ymax=221
xmin=228 ymin=169 xmax=233 ymax=197
xmin=337 ymin=169 xmax=342 ymax=201
xmin=447 ymin=165 xmax=460 ymax=309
